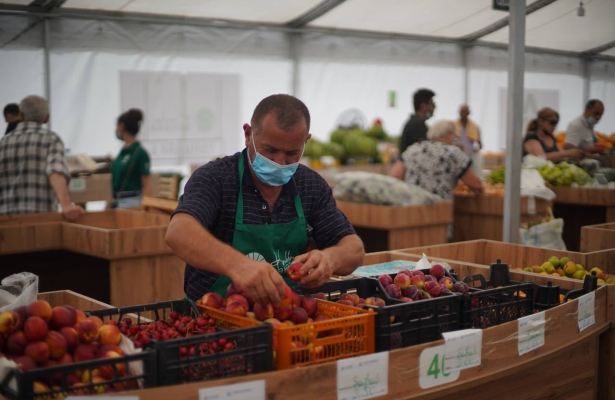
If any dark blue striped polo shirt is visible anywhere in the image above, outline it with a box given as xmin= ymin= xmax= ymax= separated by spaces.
xmin=174 ymin=150 xmax=356 ymax=300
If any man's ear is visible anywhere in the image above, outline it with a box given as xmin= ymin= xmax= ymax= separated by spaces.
xmin=306 ymin=133 xmax=312 ymax=142
xmin=243 ymin=123 xmax=252 ymax=147
xmin=43 ymin=114 xmax=49 ymax=124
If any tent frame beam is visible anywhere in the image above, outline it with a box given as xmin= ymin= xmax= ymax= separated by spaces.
xmin=287 ymin=0 xmax=346 ymax=28
xmin=0 ymin=4 xmax=614 ymax=62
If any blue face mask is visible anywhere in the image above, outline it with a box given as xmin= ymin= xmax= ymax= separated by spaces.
xmin=249 ymin=137 xmax=303 ymax=186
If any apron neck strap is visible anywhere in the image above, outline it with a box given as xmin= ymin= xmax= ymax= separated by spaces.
xmin=236 ymin=152 xmax=305 ymax=224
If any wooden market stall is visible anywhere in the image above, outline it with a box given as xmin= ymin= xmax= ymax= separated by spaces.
xmin=453 ymin=193 xmax=552 ymax=241
xmin=336 ymin=200 xmax=453 ymax=252
xmin=581 ymin=222 xmax=615 ymax=252
xmin=0 ymin=210 xmax=184 ymax=306
xmin=552 ymin=187 xmax=615 ymax=251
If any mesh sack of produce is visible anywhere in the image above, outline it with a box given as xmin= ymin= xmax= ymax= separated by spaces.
xmin=333 ymin=171 xmax=442 ymax=206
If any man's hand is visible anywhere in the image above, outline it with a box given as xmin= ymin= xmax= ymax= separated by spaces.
xmin=230 ymin=261 xmax=287 ymax=305
xmin=294 ymin=250 xmax=336 ymax=288
xmin=61 ymin=203 xmax=85 ymax=221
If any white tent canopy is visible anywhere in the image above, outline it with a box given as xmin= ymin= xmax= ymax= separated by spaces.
xmin=1 ymin=0 xmax=614 ymax=160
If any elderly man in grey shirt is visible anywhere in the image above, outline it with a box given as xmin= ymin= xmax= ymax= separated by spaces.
xmin=565 ymin=99 xmax=605 ymax=152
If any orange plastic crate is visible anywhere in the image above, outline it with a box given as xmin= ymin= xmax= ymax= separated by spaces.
xmin=198 ymin=299 xmax=375 ymax=369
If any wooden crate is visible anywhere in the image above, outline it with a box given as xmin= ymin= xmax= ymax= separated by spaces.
xmin=151 ymin=174 xmax=181 ymax=200
xmin=453 ymin=193 xmax=552 ymax=241
xmin=552 ymin=186 xmax=615 ymax=250
xmin=38 ymin=289 xmax=113 ymax=311
xmin=400 ymin=239 xmax=615 ymax=277
xmin=105 ymin=285 xmax=610 ymax=400
xmin=337 ymin=200 xmax=452 ymax=251
xmin=142 ymin=196 xmax=178 ymax=215
xmin=581 ymin=222 xmax=615 ymax=252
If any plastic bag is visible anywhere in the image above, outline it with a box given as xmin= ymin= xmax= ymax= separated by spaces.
xmin=520 ymin=169 xmax=556 ymax=201
xmin=522 ymin=155 xmax=553 ymax=169
xmin=519 ymin=218 xmax=566 ymax=250
xmin=0 ymin=273 xmax=38 ymax=312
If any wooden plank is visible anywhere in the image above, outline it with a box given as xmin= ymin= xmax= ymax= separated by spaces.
xmin=115 ymin=287 xmax=609 ymax=400
xmin=387 ymin=226 xmax=448 ymax=250
xmin=581 ymin=223 xmax=615 ymax=252
xmin=552 ymin=187 xmax=615 ymax=206
xmin=142 ymin=196 xmax=178 ymax=214
xmin=337 ymin=201 xmax=453 ymax=229
xmin=0 ymin=222 xmax=63 ymax=255
xmin=38 ymin=290 xmax=113 ymax=310
xmin=109 ymin=254 xmax=185 ymax=307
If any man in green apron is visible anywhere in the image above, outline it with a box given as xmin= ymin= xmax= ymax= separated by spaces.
xmin=166 ymin=94 xmax=364 ymax=305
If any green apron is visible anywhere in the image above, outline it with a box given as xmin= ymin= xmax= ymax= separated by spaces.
xmin=209 ymin=154 xmax=308 ymax=296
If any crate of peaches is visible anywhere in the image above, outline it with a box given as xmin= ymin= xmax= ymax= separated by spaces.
xmin=197 ymin=265 xmax=375 ymax=370
xmin=0 ymin=299 xmax=156 ymax=400
xmin=88 ymin=299 xmax=273 ymax=386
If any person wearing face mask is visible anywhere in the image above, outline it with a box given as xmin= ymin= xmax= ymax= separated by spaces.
xmin=390 ymin=120 xmax=483 ymax=200
xmin=398 ymin=88 xmax=436 ymax=154
xmin=110 ymin=108 xmax=151 ymax=208
xmin=166 ymin=94 xmax=364 ymax=305
xmin=524 ymin=107 xmax=584 ymax=162
xmin=565 ymin=99 xmax=605 ymax=153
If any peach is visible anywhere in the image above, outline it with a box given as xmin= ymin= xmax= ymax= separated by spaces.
xmin=301 ymin=297 xmax=318 ymax=318
xmin=337 ymin=299 xmax=354 ymax=306
xmin=287 ymin=262 xmax=303 ymax=282
xmin=385 ymin=284 xmax=401 ymax=299
xmin=50 ymin=306 xmax=76 ymax=329
xmin=400 ymin=297 xmax=414 ymax=303
xmin=97 ymin=344 xmax=123 ymax=357
xmin=27 ymin=300 xmax=53 ymax=322
xmin=430 ymin=264 xmax=446 ymax=280
xmin=439 ymin=277 xmax=454 ymax=290
xmin=340 ymin=293 xmax=361 ymax=306
xmin=273 ymin=303 xmax=293 ymax=321
xmin=25 ymin=341 xmax=49 ymax=365
xmin=24 ymin=316 xmax=49 ymax=342
xmin=378 ymin=274 xmax=393 ymax=287
xmin=290 ymin=307 xmax=309 ymax=324
xmin=402 ymin=285 xmax=419 ymax=300
xmin=33 ymin=380 xmax=50 ymax=394
xmin=74 ymin=343 xmax=98 ymax=362
xmin=253 ymin=303 xmax=274 ymax=321
xmin=226 ymin=282 xmax=242 ymax=296
xmin=76 ymin=319 xmax=98 ymax=343
xmin=226 ymin=294 xmax=249 ymax=310
xmin=264 ymin=318 xmax=282 ymax=327
xmin=394 ymin=273 xmax=411 ymax=289
xmin=314 ymin=314 xmax=329 ymax=321
xmin=0 ymin=311 xmax=20 ymax=334
xmin=59 ymin=327 xmax=79 ymax=351
xmin=97 ymin=324 xmax=121 ymax=346
xmin=7 ymin=331 xmax=28 ymax=355
xmin=410 ymin=275 xmax=425 ymax=290
xmin=14 ymin=355 xmax=36 ymax=371
xmin=45 ymin=331 xmax=67 ymax=359
xmin=58 ymin=352 xmax=73 ymax=365
xmin=87 ymin=316 xmax=103 ymax=330
xmin=200 ymin=292 xmax=224 ymax=309
xmin=311 ymin=292 xmax=327 ymax=300
xmin=424 ymin=281 xmax=441 ymax=297
xmin=74 ymin=308 xmax=87 ymax=324
xmin=364 ymin=297 xmax=386 ymax=307
xmin=224 ymin=301 xmax=247 ymax=317
xmin=98 ymin=351 xmax=126 ymax=380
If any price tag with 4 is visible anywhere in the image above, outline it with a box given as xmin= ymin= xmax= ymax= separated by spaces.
xmin=419 ymin=344 xmax=460 ymax=389
xmin=337 ymin=352 xmax=388 ymax=400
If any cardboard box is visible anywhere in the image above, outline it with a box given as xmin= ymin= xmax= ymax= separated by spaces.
xmin=69 ymin=173 xmax=112 ymax=203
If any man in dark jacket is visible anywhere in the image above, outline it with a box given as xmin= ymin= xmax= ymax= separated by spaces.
xmin=399 ymin=88 xmax=436 ymax=154
xmin=3 ymin=103 xmax=21 ymax=135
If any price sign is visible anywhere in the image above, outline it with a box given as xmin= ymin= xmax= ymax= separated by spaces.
xmin=517 ymin=311 xmax=545 ymax=355
xmin=418 ymin=345 xmax=460 ymax=389
xmin=337 ymin=352 xmax=388 ymax=400
xmin=69 ymin=177 xmax=87 ymax=192
xmin=441 ymin=329 xmax=482 ymax=373
xmin=577 ymin=291 xmax=596 ymax=332
xmin=198 ymin=380 xmax=265 ymax=400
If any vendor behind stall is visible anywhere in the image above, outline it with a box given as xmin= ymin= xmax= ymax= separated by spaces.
xmin=523 ymin=107 xmax=584 ymax=162
xmin=389 ymin=120 xmax=483 ymax=200
xmin=165 ymin=94 xmax=364 ymax=305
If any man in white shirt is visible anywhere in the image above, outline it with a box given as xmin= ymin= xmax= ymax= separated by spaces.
xmin=565 ymin=99 xmax=605 ymax=152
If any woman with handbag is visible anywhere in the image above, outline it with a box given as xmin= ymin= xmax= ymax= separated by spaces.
xmin=111 ymin=108 xmax=151 ymax=208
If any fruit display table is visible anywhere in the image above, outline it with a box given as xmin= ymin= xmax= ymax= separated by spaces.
xmin=552 ymin=187 xmax=615 ymax=250
xmin=581 ymin=222 xmax=615 ymax=252
xmin=336 ymin=200 xmax=453 ymax=252
xmin=107 ymin=284 xmax=610 ymax=400
xmin=0 ymin=210 xmax=184 ymax=306
xmin=399 ymin=239 xmax=615 ymax=276
xmin=453 ymin=193 xmax=552 ymax=241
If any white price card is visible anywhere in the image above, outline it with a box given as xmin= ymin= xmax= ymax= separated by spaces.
xmin=337 ymin=351 xmax=388 ymax=400
xmin=441 ymin=329 xmax=482 ymax=373
xmin=418 ymin=344 xmax=460 ymax=389
xmin=199 ymin=380 xmax=265 ymax=400
xmin=577 ymin=291 xmax=596 ymax=332
xmin=517 ymin=311 xmax=546 ymax=356
xmin=67 ymin=397 xmax=138 ymax=400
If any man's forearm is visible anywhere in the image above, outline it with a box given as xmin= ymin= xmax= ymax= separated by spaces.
xmin=165 ymin=213 xmax=249 ymax=281
xmin=49 ymin=173 xmax=72 ymax=208
xmin=323 ymin=234 xmax=365 ymax=276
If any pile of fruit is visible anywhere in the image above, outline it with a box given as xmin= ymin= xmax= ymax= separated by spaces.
xmin=486 ymin=166 xmax=505 ymax=184
xmin=538 ymin=162 xmax=592 ymax=187
xmin=520 ymin=256 xmax=608 ymax=284
xmin=376 ymin=265 xmax=470 ymax=302
xmin=0 ymin=300 xmax=133 ymax=396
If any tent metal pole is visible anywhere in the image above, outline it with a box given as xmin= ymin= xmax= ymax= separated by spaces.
xmin=289 ymin=32 xmax=302 ymax=97
xmin=461 ymin=45 xmax=469 ymax=103
xmin=43 ymin=17 xmax=51 ymax=128
xmin=503 ymin=1 xmax=525 ymax=243
xmin=582 ymin=58 xmax=590 ymax=104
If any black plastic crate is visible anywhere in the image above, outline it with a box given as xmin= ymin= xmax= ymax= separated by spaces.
xmin=303 ymin=277 xmax=462 ymax=351
xmin=461 ymin=282 xmax=535 ymax=329
xmin=0 ymin=349 xmax=156 ymax=400
xmin=89 ymin=299 xmax=273 ymax=386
